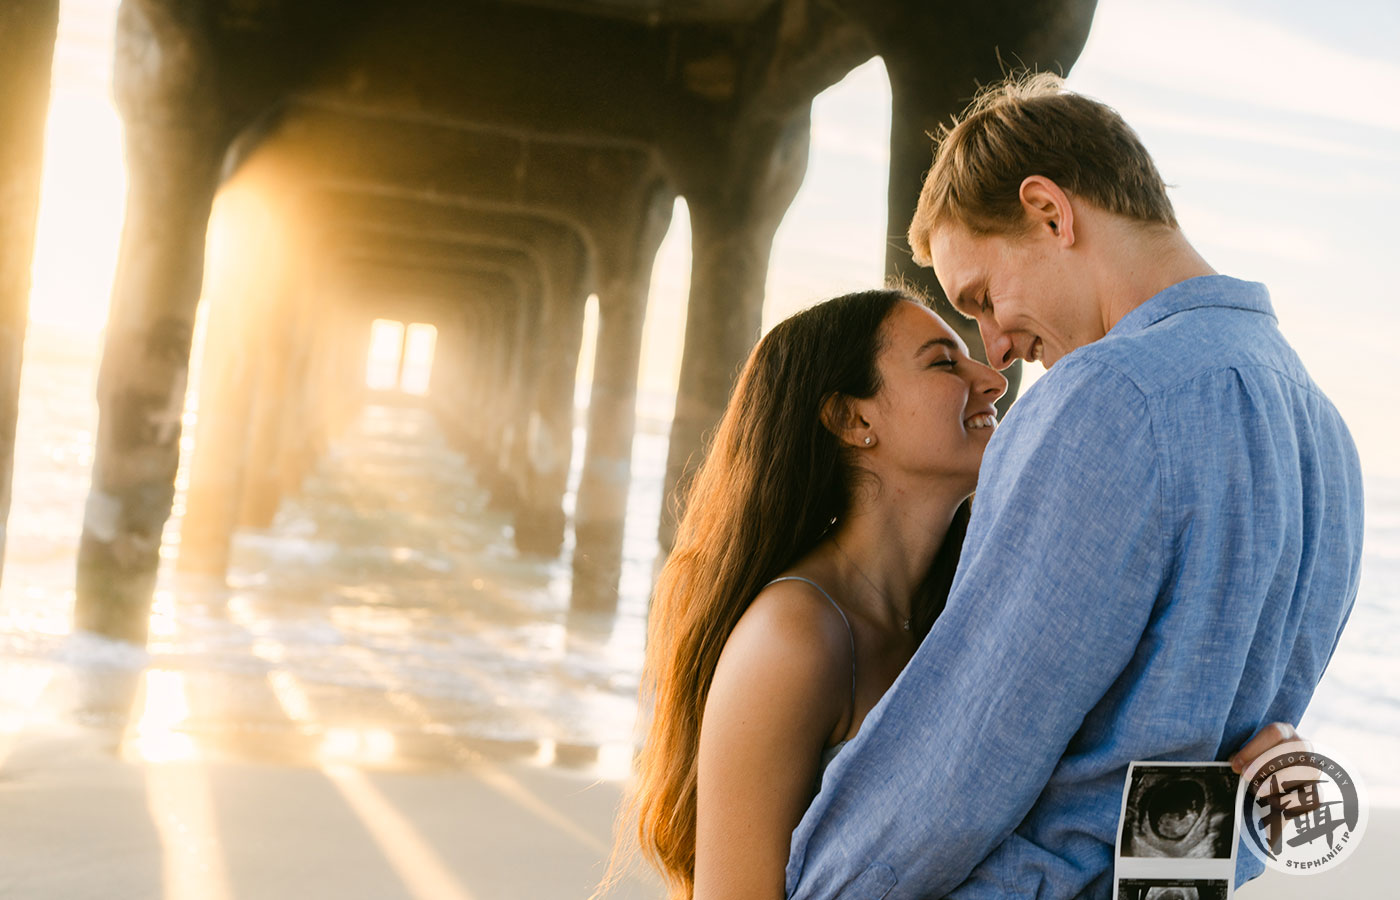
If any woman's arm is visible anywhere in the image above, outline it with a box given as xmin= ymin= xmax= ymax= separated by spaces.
xmin=694 ymin=582 xmax=853 ymax=900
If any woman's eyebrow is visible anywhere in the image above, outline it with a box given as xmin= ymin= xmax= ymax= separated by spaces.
xmin=913 ymin=337 xmax=960 ymax=358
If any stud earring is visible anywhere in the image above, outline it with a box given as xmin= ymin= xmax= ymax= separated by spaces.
xmin=863 ymin=436 xmax=873 ymax=445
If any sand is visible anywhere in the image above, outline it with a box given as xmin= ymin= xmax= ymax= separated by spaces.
xmin=0 ymin=664 xmax=1387 ymax=900
xmin=0 ymin=723 xmax=661 ymax=899
xmin=3 ymin=725 xmax=1389 ymax=899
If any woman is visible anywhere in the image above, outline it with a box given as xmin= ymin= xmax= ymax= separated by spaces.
xmin=616 ymin=289 xmax=1298 ymax=899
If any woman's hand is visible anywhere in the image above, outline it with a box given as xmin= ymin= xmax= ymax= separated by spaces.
xmin=1228 ymin=721 xmax=1308 ymax=775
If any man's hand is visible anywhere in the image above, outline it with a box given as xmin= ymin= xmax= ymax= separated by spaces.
xmin=1229 ymin=721 xmax=1309 ymax=774
xmin=1231 ymin=722 xmax=1321 ymax=851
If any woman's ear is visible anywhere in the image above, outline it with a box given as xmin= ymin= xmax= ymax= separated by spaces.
xmin=820 ymin=392 xmax=873 ymax=448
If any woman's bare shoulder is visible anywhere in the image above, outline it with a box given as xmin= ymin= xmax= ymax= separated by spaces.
xmin=709 ymin=578 xmax=853 ymax=722
xmin=740 ymin=577 xmax=852 ymax=651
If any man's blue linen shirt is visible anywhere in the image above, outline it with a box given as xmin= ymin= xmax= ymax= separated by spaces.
xmin=784 ymin=276 xmax=1365 ymax=899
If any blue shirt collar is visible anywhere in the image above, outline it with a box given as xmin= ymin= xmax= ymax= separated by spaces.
xmin=1108 ymin=275 xmax=1275 ymax=337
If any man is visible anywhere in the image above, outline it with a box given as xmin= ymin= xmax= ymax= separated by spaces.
xmin=784 ymin=73 xmax=1364 ymax=899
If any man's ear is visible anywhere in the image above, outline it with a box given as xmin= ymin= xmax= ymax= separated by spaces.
xmin=1019 ymin=175 xmax=1076 ymax=246
xmin=820 ymin=392 xmax=871 ymax=447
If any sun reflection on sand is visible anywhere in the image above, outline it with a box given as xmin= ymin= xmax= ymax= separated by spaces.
xmin=0 ymin=661 xmax=56 ymax=771
xmin=254 ymin=631 xmax=483 ymax=899
xmin=126 ymin=669 xmax=197 ymax=764
xmin=321 ymin=726 xmax=398 ymax=765
xmin=125 ymin=668 xmax=234 ymax=900
xmin=323 ymin=763 xmax=481 ymax=900
xmin=146 ymin=590 xmax=179 ymax=640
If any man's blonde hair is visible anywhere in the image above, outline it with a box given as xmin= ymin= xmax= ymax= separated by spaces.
xmin=908 ymin=72 xmax=1178 ymax=265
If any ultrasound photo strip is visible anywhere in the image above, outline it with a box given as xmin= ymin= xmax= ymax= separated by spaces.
xmin=1116 ymin=877 xmax=1230 ymax=900
xmin=1111 ymin=761 xmax=1244 ymax=900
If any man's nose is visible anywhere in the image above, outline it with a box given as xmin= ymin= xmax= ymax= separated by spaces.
xmin=978 ymin=320 xmax=1014 ymax=370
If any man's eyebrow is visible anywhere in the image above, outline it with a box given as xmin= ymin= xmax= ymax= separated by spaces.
xmin=913 ymin=337 xmax=960 ymax=357
xmin=946 ymin=284 xmax=982 ymax=319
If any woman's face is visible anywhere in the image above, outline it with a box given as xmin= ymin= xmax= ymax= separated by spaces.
xmin=859 ymin=301 xmax=1008 ymax=493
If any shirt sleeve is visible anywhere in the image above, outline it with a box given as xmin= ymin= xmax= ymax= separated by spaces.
xmin=785 ymin=357 xmax=1170 ymax=900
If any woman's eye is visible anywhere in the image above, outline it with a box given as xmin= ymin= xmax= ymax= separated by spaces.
xmin=980 ymin=296 xmax=993 ymax=314
xmin=930 ymin=358 xmax=956 ymax=369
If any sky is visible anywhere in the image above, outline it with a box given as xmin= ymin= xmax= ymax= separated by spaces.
xmin=24 ymin=0 xmax=1400 ymax=477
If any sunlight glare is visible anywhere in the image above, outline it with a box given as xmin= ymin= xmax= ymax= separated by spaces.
xmin=319 ymin=727 xmax=398 ymax=765
xmin=27 ymin=0 xmax=125 ymax=334
xmin=573 ymin=294 xmax=599 ymax=411
xmin=146 ymin=589 xmax=178 ymax=639
xmin=366 ymin=319 xmax=405 ymax=390
xmin=127 ymin=669 xmax=198 ymax=763
xmin=400 ymin=323 xmax=437 ymax=395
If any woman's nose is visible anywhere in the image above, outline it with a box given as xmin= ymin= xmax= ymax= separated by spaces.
xmin=978 ymin=363 xmax=1009 ymax=404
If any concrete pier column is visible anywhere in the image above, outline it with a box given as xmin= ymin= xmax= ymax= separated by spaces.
xmin=472 ymin=302 xmax=512 ymax=461
xmin=658 ymin=110 xmax=812 ymax=550
xmin=429 ymin=306 xmax=479 ymax=456
xmin=326 ymin=302 xmax=371 ymax=439
xmin=269 ymin=258 xmax=337 ymax=502
xmin=0 ymin=1 xmax=61 ymax=583
xmin=273 ymin=317 xmax=326 ymax=500
xmin=482 ymin=294 xmax=529 ymax=512
xmin=424 ymin=304 xmax=466 ymax=434
xmin=175 ymin=207 xmax=267 ymax=573
xmin=433 ymin=286 xmax=515 ymax=472
xmin=494 ymin=275 xmax=547 ymax=515
xmin=176 ymin=292 xmax=251 ymax=575
xmin=429 ymin=305 xmax=469 ymax=445
xmin=571 ymin=181 xmax=675 ymax=611
xmin=446 ymin=302 xmax=498 ymax=463
xmin=236 ymin=258 xmax=308 ymax=529
xmin=515 ymin=239 xmax=590 ymax=556
xmin=177 ymin=180 xmax=295 ymax=576
xmin=74 ymin=4 xmax=230 ymax=643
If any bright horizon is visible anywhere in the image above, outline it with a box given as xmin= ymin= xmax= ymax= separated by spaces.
xmin=24 ymin=0 xmax=1400 ymax=477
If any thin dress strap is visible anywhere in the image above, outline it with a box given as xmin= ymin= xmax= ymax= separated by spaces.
xmin=763 ymin=576 xmax=856 ymax=728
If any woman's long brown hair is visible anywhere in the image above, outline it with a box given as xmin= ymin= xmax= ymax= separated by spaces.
xmin=605 ymin=290 xmax=971 ymax=898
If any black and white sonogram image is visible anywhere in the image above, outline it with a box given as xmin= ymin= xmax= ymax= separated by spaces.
xmin=1116 ymin=878 xmax=1229 ymax=900
xmin=1120 ymin=765 xmax=1238 ymax=859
